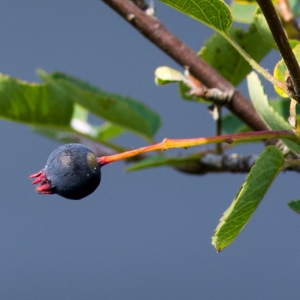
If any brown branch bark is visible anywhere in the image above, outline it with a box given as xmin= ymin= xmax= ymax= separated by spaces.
xmin=101 ymin=0 xmax=268 ymax=131
xmin=176 ymin=153 xmax=257 ymax=175
xmin=257 ymin=0 xmax=300 ymax=101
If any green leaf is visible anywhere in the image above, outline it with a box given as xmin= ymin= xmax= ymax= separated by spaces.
xmin=0 ymin=73 xmax=73 ymax=126
xmin=38 ymin=70 xmax=161 ymax=141
xmin=95 ymin=122 xmax=124 ymax=140
xmin=222 ymin=99 xmax=290 ymax=134
xmin=269 ymin=98 xmax=290 ymax=120
xmin=0 ymin=72 xmax=125 ymax=151
xmin=212 ymin=146 xmax=284 ymax=252
xmin=230 ymin=1 xmax=258 ymax=24
xmin=222 ymin=113 xmax=251 ymax=134
xmin=44 ymin=104 xmax=122 ymax=146
xmin=289 ymin=0 xmax=300 ymax=16
xmin=287 ymin=200 xmax=300 ymax=214
xmin=33 ymin=102 xmax=124 ymax=150
xmin=221 ymin=100 xmax=290 ymax=136
xmin=178 ymin=81 xmax=195 ymax=101
xmin=198 ymin=24 xmax=272 ymax=86
xmin=274 ymin=61 xmax=288 ymax=98
xmin=253 ymin=11 xmax=276 ymax=48
xmin=72 ymin=104 xmax=88 ymax=122
xmin=32 ymin=124 xmax=125 ymax=152
xmin=274 ymin=44 xmax=300 ymax=98
xmin=154 ymin=66 xmax=185 ymax=85
xmin=288 ymin=39 xmax=300 ymax=49
xmin=247 ymin=72 xmax=300 ymax=153
xmin=159 ymin=0 xmax=232 ymax=33
xmin=125 ymin=155 xmax=197 ymax=171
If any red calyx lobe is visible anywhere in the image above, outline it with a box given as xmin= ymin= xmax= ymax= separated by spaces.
xmin=29 ymin=170 xmax=53 ymax=195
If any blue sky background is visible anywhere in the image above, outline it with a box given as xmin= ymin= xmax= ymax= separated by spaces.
xmin=0 ymin=1 xmax=299 ymax=299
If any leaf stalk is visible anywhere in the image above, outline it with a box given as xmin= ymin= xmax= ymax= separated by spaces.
xmin=220 ymin=32 xmax=287 ymax=93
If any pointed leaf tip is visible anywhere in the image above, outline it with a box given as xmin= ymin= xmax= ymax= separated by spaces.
xmin=160 ymin=0 xmax=232 ymax=33
xmin=288 ymin=200 xmax=300 ymax=214
xmin=212 ymin=146 xmax=284 ymax=251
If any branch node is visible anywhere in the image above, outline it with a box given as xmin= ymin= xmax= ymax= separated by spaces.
xmin=203 ymin=87 xmax=234 ymax=104
xmin=185 ymin=70 xmax=234 ymax=105
xmin=127 ymin=13 xmax=135 ymax=21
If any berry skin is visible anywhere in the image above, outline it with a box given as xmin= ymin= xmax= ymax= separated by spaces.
xmin=30 ymin=144 xmax=101 ymax=200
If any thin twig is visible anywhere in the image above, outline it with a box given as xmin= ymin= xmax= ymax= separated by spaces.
xmin=98 ymin=130 xmax=298 ymax=165
xmin=257 ymin=0 xmax=300 ymax=101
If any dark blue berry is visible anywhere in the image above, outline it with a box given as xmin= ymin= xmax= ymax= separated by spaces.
xmin=30 ymin=144 xmax=101 ymax=200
